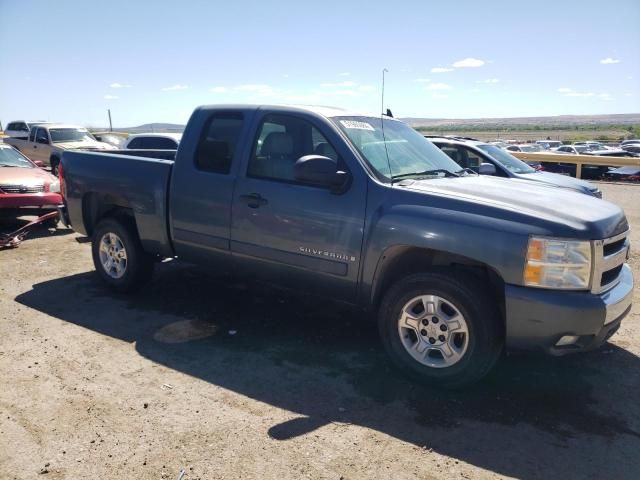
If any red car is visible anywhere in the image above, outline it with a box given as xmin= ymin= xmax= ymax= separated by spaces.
xmin=0 ymin=144 xmax=62 ymax=224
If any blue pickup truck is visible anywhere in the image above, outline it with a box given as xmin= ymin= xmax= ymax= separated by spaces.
xmin=60 ymin=105 xmax=633 ymax=387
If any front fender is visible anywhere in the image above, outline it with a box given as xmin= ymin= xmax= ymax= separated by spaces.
xmin=360 ymin=203 xmax=531 ymax=306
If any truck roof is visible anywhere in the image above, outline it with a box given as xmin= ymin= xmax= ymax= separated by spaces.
xmin=198 ymin=104 xmax=398 ymax=121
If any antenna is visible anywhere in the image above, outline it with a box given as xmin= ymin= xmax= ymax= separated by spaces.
xmin=381 ymin=68 xmax=388 ymax=115
xmin=380 ymin=68 xmax=393 ymax=180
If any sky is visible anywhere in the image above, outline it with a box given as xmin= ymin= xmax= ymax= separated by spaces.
xmin=1 ymin=0 xmax=639 ymax=127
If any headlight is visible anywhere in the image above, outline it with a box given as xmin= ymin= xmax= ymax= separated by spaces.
xmin=50 ymin=180 xmax=60 ymax=193
xmin=523 ymin=237 xmax=592 ymax=290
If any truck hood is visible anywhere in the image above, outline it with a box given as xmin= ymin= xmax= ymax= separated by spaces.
xmin=53 ymin=140 xmax=116 ymax=150
xmin=398 ymin=175 xmax=627 ymax=239
xmin=514 ymin=171 xmax=598 ymax=195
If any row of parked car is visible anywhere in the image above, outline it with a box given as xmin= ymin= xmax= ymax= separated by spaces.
xmin=484 ymin=138 xmax=640 ymax=181
xmin=0 ymin=120 xmax=184 ymax=224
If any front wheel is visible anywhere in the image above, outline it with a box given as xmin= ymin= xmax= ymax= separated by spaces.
xmin=91 ymin=217 xmax=154 ymax=292
xmin=378 ymin=271 xmax=503 ymax=388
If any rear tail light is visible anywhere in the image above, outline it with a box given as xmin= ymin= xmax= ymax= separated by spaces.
xmin=58 ymin=162 xmax=65 ymax=199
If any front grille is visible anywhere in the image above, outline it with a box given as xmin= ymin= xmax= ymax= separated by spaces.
xmin=603 ymin=238 xmax=625 ymax=256
xmin=0 ymin=184 xmax=45 ymax=194
xmin=591 ymin=230 xmax=630 ymax=294
xmin=601 ymin=265 xmax=623 ymax=287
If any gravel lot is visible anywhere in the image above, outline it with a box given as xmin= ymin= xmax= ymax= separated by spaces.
xmin=1 ymin=182 xmax=639 ymax=480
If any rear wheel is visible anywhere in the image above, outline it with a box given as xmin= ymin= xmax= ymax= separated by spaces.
xmin=378 ymin=271 xmax=503 ymax=388
xmin=91 ymin=217 xmax=154 ymax=292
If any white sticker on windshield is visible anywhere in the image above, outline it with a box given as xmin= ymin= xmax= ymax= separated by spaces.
xmin=340 ymin=120 xmax=375 ymax=131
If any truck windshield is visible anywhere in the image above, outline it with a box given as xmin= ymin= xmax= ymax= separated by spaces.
xmin=0 ymin=148 xmax=34 ymax=168
xmin=49 ymin=128 xmax=96 ymax=143
xmin=333 ymin=116 xmax=461 ymax=182
xmin=476 ymin=145 xmax=535 ymax=174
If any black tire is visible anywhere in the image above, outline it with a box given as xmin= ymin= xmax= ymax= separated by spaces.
xmin=378 ymin=270 xmax=503 ymax=388
xmin=91 ymin=217 xmax=154 ymax=292
xmin=50 ymin=156 xmax=60 ymax=176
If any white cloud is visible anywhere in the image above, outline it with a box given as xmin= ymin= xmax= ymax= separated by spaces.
xmin=320 ymin=81 xmax=357 ymax=88
xmin=426 ymin=83 xmax=452 ymax=91
xmin=624 ymin=93 xmax=634 ymax=97
xmin=452 ymin=57 xmax=485 ymax=68
xmin=626 ymin=76 xmax=633 ymax=80
xmin=600 ymin=57 xmax=620 ymax=64
xmin=210 ymin=87 xmax=228 ymax=93
xmin=358 ymin=85 xmax=375 ymax=92
xmin=470 ymin=88 xmax=482 ymax=93
xmin=479 ymin=78 xmax=500 ymax=84
xmin=103 ymin=95 xmax=119 ymax=99
xmin=415 ymin=78 xmax=431 ymax=83
xmin=558 ymin=87 xmax=609 ymax=98
xmin=431 ymin=93 xmax=449 ymax=99
xmin=564 ymin=92 xmax=594 ymax=97
xmin=338 ymin=72 xmax=351 ymax=76
xmin=109 ymin=82 xmax=131 ymax=88
xmin=431 ymin=67 xmax=453 ymax=73
xmin=162 ymin=84 xmax=188 ymax=91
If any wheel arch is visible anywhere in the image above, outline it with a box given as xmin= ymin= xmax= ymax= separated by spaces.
xmin=82 ymin=192 xmax=136 ymax=238
xmin=369 ymin=245 xmax=505 ymax=322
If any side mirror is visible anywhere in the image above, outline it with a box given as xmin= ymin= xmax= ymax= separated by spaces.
xmin=37 ymin=137 xmax=49 ymax=144
xmin=478 ymin=162 xmax=497 ymax=175
xmin=34 ymin=160 xmax=45 ymax=168
xmin=294 ymin=155 xmax=351 ymax=192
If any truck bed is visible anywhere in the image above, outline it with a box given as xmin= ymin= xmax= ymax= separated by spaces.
xmin=62 ymin=150 xmax=175 ymax=257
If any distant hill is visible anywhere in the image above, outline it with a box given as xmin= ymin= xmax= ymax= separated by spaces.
xmin=401 ymin=113 xmax=640 ymax=128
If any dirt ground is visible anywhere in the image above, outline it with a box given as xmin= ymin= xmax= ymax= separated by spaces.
xmin=1 ymin=183 xmax=639 ymax=480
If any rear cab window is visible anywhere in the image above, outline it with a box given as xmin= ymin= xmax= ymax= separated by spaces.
xmin=146 ymin=137 xmax=178 ymax=149
xmin=195 ymin=113 xmax=245 ymax=174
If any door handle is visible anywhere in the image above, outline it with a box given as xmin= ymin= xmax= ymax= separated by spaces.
xmin=239 ymin=193 xmax=268 ymax=208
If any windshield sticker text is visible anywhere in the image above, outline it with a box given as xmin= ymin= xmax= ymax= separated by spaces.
xmin=340 ymin=120 xmax=375 ymax=131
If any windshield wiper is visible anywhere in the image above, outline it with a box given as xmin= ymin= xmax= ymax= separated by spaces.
xmin=391 ymin=169 xmax=459 ymax=183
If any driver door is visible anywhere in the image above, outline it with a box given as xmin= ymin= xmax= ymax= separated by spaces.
xmin=230 ymin=112 xmax=367 ymax=302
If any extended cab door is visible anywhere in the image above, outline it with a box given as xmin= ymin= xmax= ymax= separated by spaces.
xmin=169 ymin=109 xmax=254 ymax=266
xmin=230 ymin=111 xmax=367 ymax=302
